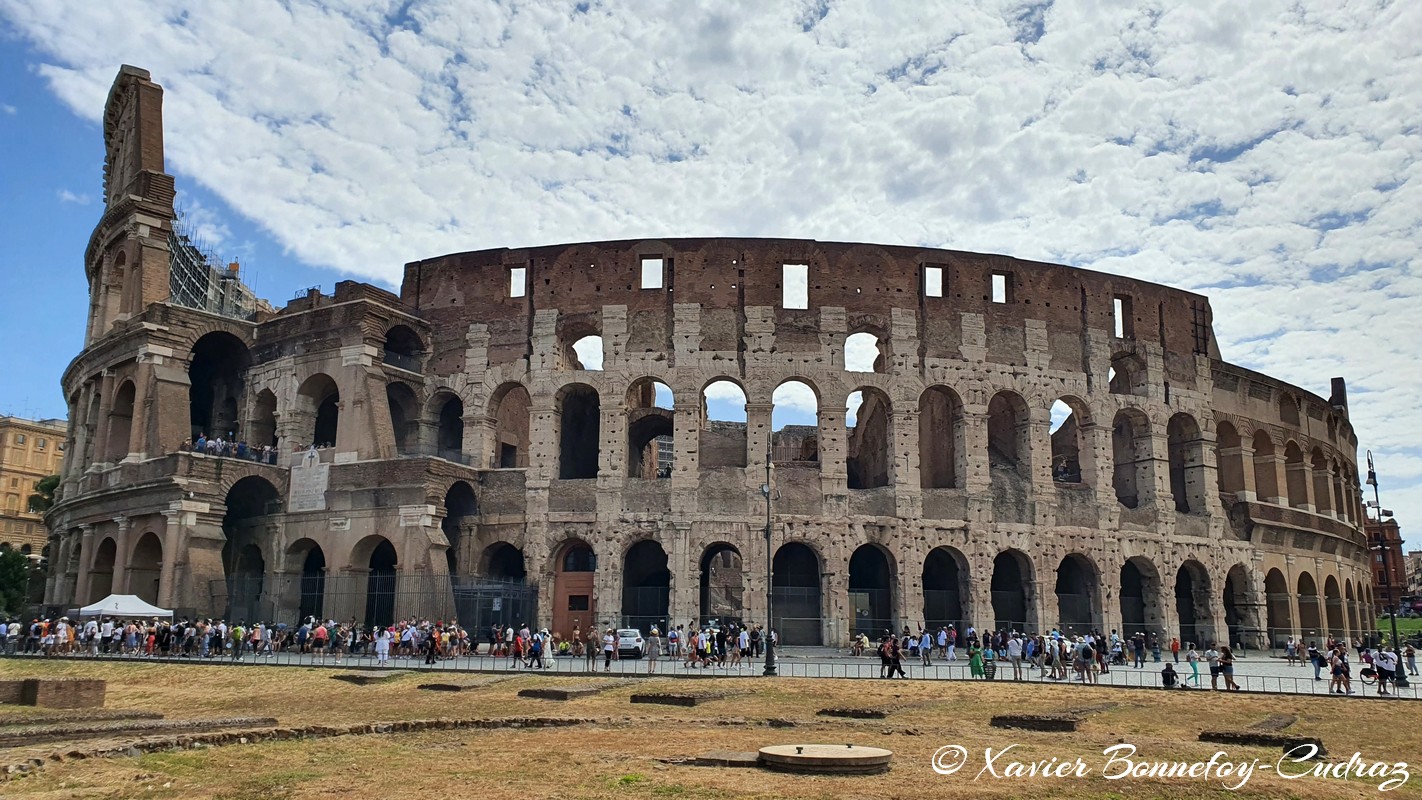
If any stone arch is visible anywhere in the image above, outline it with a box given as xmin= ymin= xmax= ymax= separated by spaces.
xmin=772 ymin=542 xmax=823 ymax=645
xmin=1310 ymin=448 xmax=1332 ymax=515
xmin=1345 ymin=579 xmax=1359 ymax=640
xmin=1109 ymin=350 xmax=1148 ymax=396
xmin=848 ymin=543 xmax=896 ymax=637
xmin=1054 ymin=553 xmax=1100 ymax=634
xmin=188 ymin=332 xmax=252 ymax=443
xmin=105 ymin=380 xmax=136 ymax=462
xmin=771 ymin=380 xmax=820 ymax=463
xmin=441 ymin=480 xmax=478 ymax=575
xmin=1252 ymin=430 xmax=1280 ymax=502
xmin=1215 ymin=421 xmax=1244 ymax=500
xmin=569 ymin=334 xmax=604 ymax=371
xmin=918 ymin=385 xmax=963 ymax=489
xmin=354 ymin=535 xmax=398 ymax=628
xmin=844 ymin=331 xmax=883 ymax=373
xmin=1296 ymin=571 xmax=1321 ymax=636
xmin=1167 ymin=412 xmax=1206 ymax=513
xmin=222 ymin=475 xmax=280 ymax=620
xmin=556 ymin=383 xmax=600 ymax=479
xmin=1119 ymin=556 xmax=1164 ymax=638
xmin=287 ymin=538 xmax=326 ymax=623
xmin=1323 ymin=574 xmax=1344 ymax=639
xmin=386 ymin=381 xmax=420 ymax=455
xmin=551 ymin=538 xmax=596 ymax=638
xmin=621 ymin=538 xmax=670 ymax=632
xmin=481 ymin=542 xmax=527 ymax=581
xmin=627 ymin=377 xmax=674 ymax=479
xmin=1049 ymin=396 xmax=1093 ymax=486
xmin=297 ymin=373 xmax=340 ymax=448
xmin=129 ymin=531 xmax=162 ymax=605
xmin=922 ymin=546 xmax=969 ymax=632
xmin=431 ymin=390 xmax=464 ymax=461
xmin=988 ymin=391 xmax=1032 ymax=522
xmin=89 ymin=537 xmax=117 ymax=602
xmin=846 ymin=387 xmax=891 ymax=489
xmin=249 ymin=388 xmax=278 ymax=449
xmin=990 ymin=549 xmax=1036 ymax=632
xmin=1174 ymin=560 xmax=1213 ymax=647
xmin=1223 ymin=563 xmax=1261 ymax=649
xmin=1112 ymin=408 xmax=1152 ymax=509
xmin=701 ymin=378 xmax=747 ymax=468
xmin=1283 ymin=441 xmax=1308 ymax=509
xmin=228 ymin=542 xmax=265 ymax=623
xmin=488 ymin=381 xmax=531 ymax=468
xmin=1264 ymin=568 xmax=1292 ymax=646
xmin=1278 ymin=392 xmax=1300 ymax=426
xmin=699 ymin=542 xmax=744 ymax=625
xmin=382 ymin=324 xmax=424 ymax=370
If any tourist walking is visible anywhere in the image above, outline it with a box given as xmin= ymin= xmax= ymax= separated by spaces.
xmin=1218 ymin=645 xmax=1240 ymax=691
xmin=646 ymin=627 xmax=661 ymax=674
xmin=1204 ymin=643 xmax=1221 ymax=690
xmin=602 ymin=627 xmax=615 ymax=672
xmin=968 ymin=640 xmax=984 ymax=679
xmin=1185 ymin=645 xmax=1201 ymax=686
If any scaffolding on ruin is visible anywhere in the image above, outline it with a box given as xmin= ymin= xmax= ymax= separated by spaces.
xmin=166 ymin=210 xmax=268 ymax=321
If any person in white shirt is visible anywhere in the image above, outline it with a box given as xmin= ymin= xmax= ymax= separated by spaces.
xmin=1007 ymin=634 xmax=1025 ymax=680
xmin=100 ymin=619 xmax=114 ymax=654
xmin=1204 ymin=645 xmax=1221 ymax=690
xmin=1373 ymin=648 xmax=1399 ymax=696
xmin=84 ymin=619 xmax=99 ymax=656
xmin=918 ymin=630 xmax=933 ymax=666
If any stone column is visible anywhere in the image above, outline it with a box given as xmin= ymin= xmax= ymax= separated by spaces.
xmin=891 ymin=405 xmax=921 ymax=519
xmin=92 ymin=371 xmax=116 ymax=465
xmin=960 ymin=408 xmax=990 ymax=523
xmin=158 ymin=510 xmax=183 ymax=607
xmin=74 ymin=525 xmax=96 ymax=605
xmin=1288 ymin=459 xmax=1315 ymax=511
xmin=1285 ymin=555 xmax=1303 ymax=643
xmin=818 ymin=407 xmax=845 ymax=515
xmin=110 ymin=516 xmax=132 ymax=594
xmin=667 ymin=523 xmax=692 ymax=628
xmin=744 ymin=402 xmax=773 ymax=495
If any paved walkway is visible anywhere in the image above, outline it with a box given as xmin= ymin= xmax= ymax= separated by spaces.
xmin=4 ymin=647 xmax=1417 ymax=701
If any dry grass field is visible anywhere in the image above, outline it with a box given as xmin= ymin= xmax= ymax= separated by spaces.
xmin=0 ymin=658 xmax=1415 ymax=799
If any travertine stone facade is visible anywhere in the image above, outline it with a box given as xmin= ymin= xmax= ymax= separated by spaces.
xmin=45 ymin=68 xmax=1375 ymax=649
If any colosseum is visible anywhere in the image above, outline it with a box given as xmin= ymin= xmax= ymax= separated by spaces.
xmin=44 ymin=66 xmax=1376 ymax=649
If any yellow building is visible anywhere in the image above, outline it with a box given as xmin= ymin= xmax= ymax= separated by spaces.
xmin=0 ymin=416 xmax=66 ymax=554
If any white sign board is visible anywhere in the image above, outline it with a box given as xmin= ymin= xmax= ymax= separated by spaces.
xmin=288 ymin=450 xmax=331 ymax=512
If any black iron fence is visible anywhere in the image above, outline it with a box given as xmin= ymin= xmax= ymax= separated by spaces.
xmin=210 ymin=574 xmax=537 ymax=629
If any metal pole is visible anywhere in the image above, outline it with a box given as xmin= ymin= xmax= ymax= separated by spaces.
xmin=763 ymin=435 xmax=776 ymax=676
xmin=1367 ymin=451 xmax=1406 ymax=687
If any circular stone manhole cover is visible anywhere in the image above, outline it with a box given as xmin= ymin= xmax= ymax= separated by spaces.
xmin=758 ymin=744 xmax=893 ymax=774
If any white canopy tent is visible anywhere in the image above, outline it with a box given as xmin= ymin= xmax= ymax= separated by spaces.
xmin=77 ymin=594 xmax=174 ymax=619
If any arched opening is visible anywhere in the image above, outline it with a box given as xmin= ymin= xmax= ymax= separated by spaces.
xmin=627 ymin=378 xmax=674 ymax=479
xmin=229 ymin=543 xmax=264 ymax=624
xmin=1252 ymin=431 xmax=1280 ymax=502
xmin=1264 ymin=568 xmax=1292 ymax=647
xmin=298 ymin=374 xmax=340 ymax=448
xmin=436 ymin=394 xmax=464 ymax=460
xmin=772 ymin=542 xmax=822 ymax=645
xmin=1310 ymin=448 xmax=1332 ymax=515
xmin=771 ymin=380 xmax=819 ymax=463
xmin=1331 ymin=458 xmax=1348 ymax=523
xmin=1324 ymin=575 xmax=1344 ymax=639
xmin=1278 ymin=393 xmax=1300 ymax=426
xmin=222 ymin=476 xmax=279 ymax=621
xmin=990 ymin=550 xmax=1034 ymax=632
xmin=556 ymin=384 xmax=600 ymax=479
xmin=1215 ymin=421 xmax=1244 ymax=501
xmin=105 ymin=381 xmax=136 ymax=461
xmin=483 ymin=542 xmax=527 ymax=581
xmin=1167 ymin=413 xmax=1205 ymax=513
xmin=570 ymin=334 xmax=604 ymax=371
xmin=1284 ymin=441 xmax=1308 ymax=509
xmin=552 ymin=540 xmax=595 ymax=638
xmin=1345 ymin=580 xmax=1359 ymax=639
xmin=1175 ymin=561 xmax=1212 ymax=647
xmin=918 ymin=386 xmax=962 ymax=489
xmin=250 ymin=389 xmax=278 ymax=449
xmin=922 ymin=546 xmax=968 ymax=632
xmin=188 ymin=332 xmax=251 ymax=440
xmin=844 ymin=332 xmax=882 ymax=373
xmin=1112 ymin=409 xmax=1151 ymax=509
xmin=987 ymin=391 xmax=1032 ymax=522
xmin=1223 ymin=564 xmax=1255 ymax=649
xmin=846 ymin=387 xmax=891 ymax=489
xmin=89 ymin=537 xmax=117 ymax=602
xmin=699 ymin=543 xmax=744 ymax=626
xmin=365 ymin=538 xmax=398 ymax=628
xmin=1054 ymin=554 xmax=1099 ymax=634
xmin=382 ymin=324 xmax=424 ymax=371
xmin=621 ymin=540 xmax=670 ymax=633
xmin=1049 ymin=398 xmax=1089 ymax=485
xmin=1109 ymin=351 xmax=1147 ymax=396
xmin=489 ymin=382 xmax=531 ymax=468
xmin=1296 ymin=571 xmax=1321 ymax=636
xmin=386 ymin=382 xmax=420 ymax=455
xmin=291 ymin=541 xmax=326 ymax=623
xmin=441 ymin=481 xmax=477 ymax=575
xmin=700 ymin=379 xmax=747 ymax=469
xmin=1119 ymin=557 xmax=1163 ymax=637
xmin=128 ymin=532 xmax=163 ymax=606
xmin=848 ymin=544 xmax=894 ymax=637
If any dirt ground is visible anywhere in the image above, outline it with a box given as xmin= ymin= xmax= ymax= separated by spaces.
xmin=0 ymin=659 xmax=1415 ymax=799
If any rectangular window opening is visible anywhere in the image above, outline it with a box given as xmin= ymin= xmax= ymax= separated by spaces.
xmin=640 ymin=257 xmax=664 ymax=289
xmin=1113 ymin=294 xmax=1134 ymax=338
xmin=783 ymin=263 xmax=809 ymax=309
xmin=924 ymin=265 xmax=944 ymax=298
xmin=991 ymin=273 xmax=1010 ymax=304
xmin=509 ymin=267 xmax=527 ymax=298
xmin=568 ymin=594 xmax=590 ymax=611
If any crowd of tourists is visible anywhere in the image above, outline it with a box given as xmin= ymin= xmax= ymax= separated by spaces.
xmin=1282 ymin=634 xmax=1418 ymax=696
xmin=181 ymin=433 xmax=280 ymax=464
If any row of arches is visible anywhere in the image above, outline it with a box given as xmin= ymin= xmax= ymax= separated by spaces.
xmin=1215 ymin=421 xmax=1363 ymax=524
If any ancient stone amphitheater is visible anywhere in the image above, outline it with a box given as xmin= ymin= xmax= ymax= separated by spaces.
xmin=44 ymin=67 xmax=1373 ymax=649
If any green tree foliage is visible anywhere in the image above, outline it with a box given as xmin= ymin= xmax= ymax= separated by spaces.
xmin=26 ymin=474 xmax=60 ymax=515
xmin=0 ymin=549 xmax=30 ymax=616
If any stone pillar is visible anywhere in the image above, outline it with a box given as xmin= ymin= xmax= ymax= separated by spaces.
xmin=1230 ymin=440 xmax=1257 ymax=501
xmin=74 ymin=525 xmax=96 ymax=605
xmin=892 ymin=405 xmax=921 ymax=519
xmin=1288 ymin=459 xmax=1315 ymax=511
xmin=744 ymin=402 xmax=773 ymax=494
xmin=960 ymin=408 xmax=990 ymax=522
xmin=92 ymin=371 xmax=116 ymax=465
xmin=1256 ymin=453 xmax=1287 ymax=505
xmin=667 ymin=523 xmax=692 ymax=628
xmin=817 ymin=407 xmax=845 ymax=514
xmin=110 ymin=516 xmax=132 ymax=594
xmin=158 ymin=510 xmax=183 ymax=608
xmin=1027 ymin=405 xmax=1055 ymax=526
xmin=1285 ymin=555 xmax=1303 ymax=643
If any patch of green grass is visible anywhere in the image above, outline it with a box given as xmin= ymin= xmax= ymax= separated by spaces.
xmin=617 ymin=773 xmax=647 ymax=786
xmin=1376 ymin=616 xmax=1422 ymax=636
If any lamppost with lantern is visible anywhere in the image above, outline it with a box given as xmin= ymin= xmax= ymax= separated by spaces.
xmin=1365 ymin=450 xmax=1408 ymax=688
xmin=761 ymin=436 xmax=777 ymax=677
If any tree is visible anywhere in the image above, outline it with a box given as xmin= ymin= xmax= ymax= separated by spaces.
xmin=0 ymin=549 xmax=29 ymax=617
xmin=26 ymin=474 xmax=59 ymax=515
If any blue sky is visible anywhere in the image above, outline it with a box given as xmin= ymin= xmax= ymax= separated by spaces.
xmin=0 ymin=1 xmax=1419 ymax=541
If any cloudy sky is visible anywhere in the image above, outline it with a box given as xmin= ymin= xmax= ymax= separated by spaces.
xmin=1 ymin=1 xmax=1419 ymax=543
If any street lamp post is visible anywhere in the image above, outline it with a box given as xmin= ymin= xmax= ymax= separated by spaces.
xmin=1366 ymin=451 xmax=1408 ymax=688
xmin=762 ymin=437 xmax=776 ymax=677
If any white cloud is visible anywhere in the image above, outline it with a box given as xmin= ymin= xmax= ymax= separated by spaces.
xmin=5 ymin=0 xmax=1422 ymax=537
xmin=773 ymin=380 xmax=818 ymax=430
xmin=572 ymin=335 xmax=602 ymax=370
xmin=56 ymin=189 xmax=90 ymax=205
xmin=844 ymin=332 xmax=879 ymax=373
xmin=0 ymin=102 xmax=15 ymax=115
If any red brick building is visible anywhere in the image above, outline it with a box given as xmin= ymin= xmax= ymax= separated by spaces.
xmin=1365 ymin=518 xmax=1406 ymax=615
